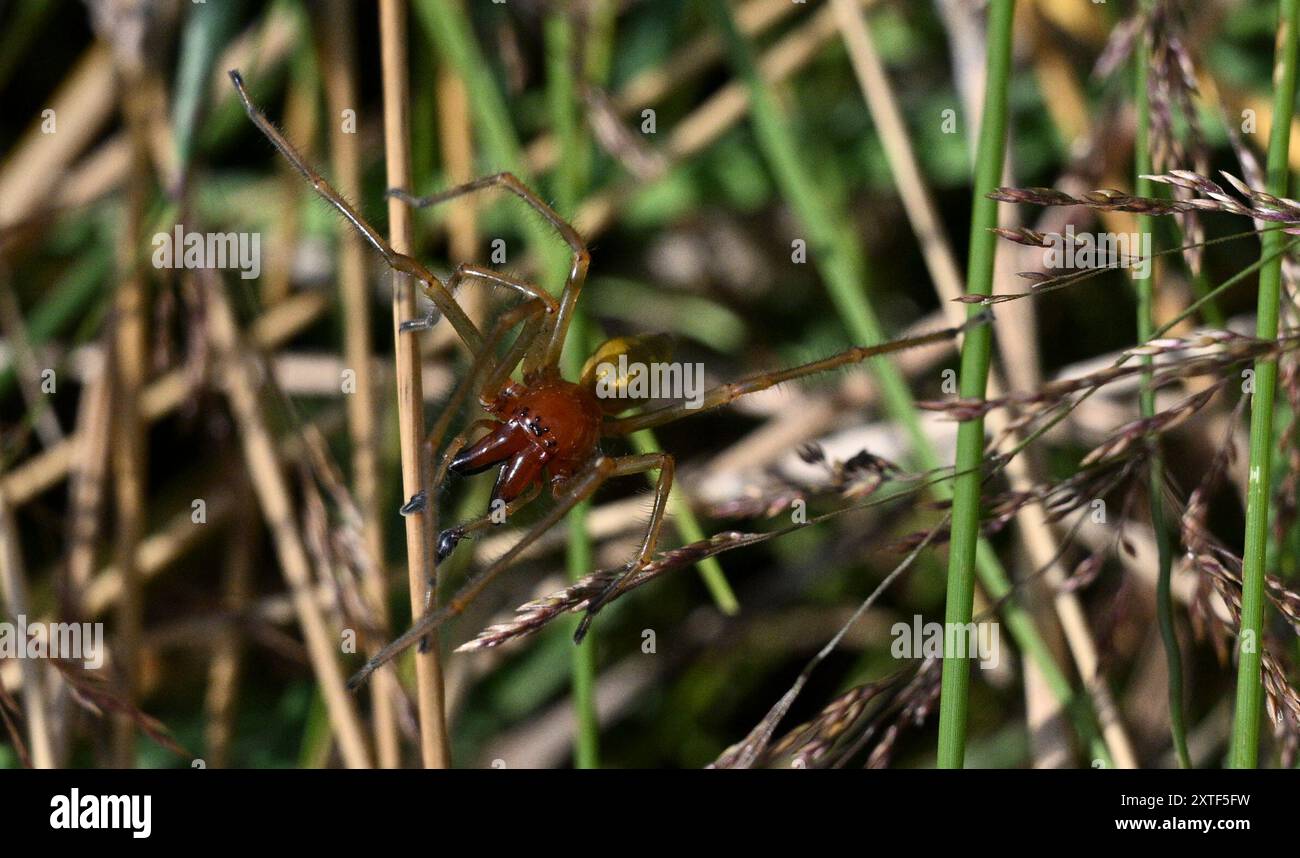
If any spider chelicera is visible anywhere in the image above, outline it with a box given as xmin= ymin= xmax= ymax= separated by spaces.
xmin=228 ymin=70 xmax=980 ymax=691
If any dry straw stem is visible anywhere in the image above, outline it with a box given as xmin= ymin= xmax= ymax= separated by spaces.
xmin=829 ymin=0 xmax=964 ymax=303
xmin=0 ymin=43 xmax=115 ymax=230
xmin=65 ymin=365 xmax=114 ymax=610
xmin=203 ymin=269 xmax=372 ymax=769
xmin=203 ymin=483 xmax=256 ymax=769
xmin=0 ymin=491 xmax=56 ymax=767
xmin=319 ymin=0 xmax=401 ymax=770
xmin=436 ymin=68 xmax=479 ymax=263
xmin=61 ymin=332 xmax=116 ymax=766
xmin=990 ymin=261 xmax=1139 ymax=752
xmin=109 ymin=74 xmax=152 ymax=768
xmin=0 ymin=290 xmax=327 ymax=507
xmin=378 ymin=0 xmax=451 ymax=769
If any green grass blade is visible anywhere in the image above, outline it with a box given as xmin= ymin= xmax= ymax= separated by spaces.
xmin=936 ymin=0 xmax=1016 ymax=770
xmin=1230 ymin=0 xmax=1300 ymax=769
xmin=0 ymin=248 xmax=111 ymax=399
xmin=706 ymin=0 xmax=1107 ymax=766
xmin=545 ymin=11 xmax=600 ymax=769
xmin=172 ymin=0 xmax=245 ymax=174
xmin=1134 ymin=11 xmax=1190 ymax=769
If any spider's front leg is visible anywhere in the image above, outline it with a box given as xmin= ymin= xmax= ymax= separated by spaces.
xmin=435 ymin=484 xmax=541 ymax=563
xmin=348 ymin=455 xmax=618 ymax=691
xmin=573 ymin=452 xmax=676 ymax=643
xmin=413 ymin=481 xmax=541 ymax=656
xmin=227 ymin=69 xmax=485 ymax=354
xmin=387 ymin=172 xmax=590 ymax=374
xmin=399 ymin=263 xmax=559 ymax=334
xmin=399 ymin=297 xmax=550 ymax=519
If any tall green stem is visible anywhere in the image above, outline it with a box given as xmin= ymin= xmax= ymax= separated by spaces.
xmin=545 ymin=12 xmax=600 ymax=769
xmin=1133 ymin=13 xmax=1190 ymax=769
xmin=1230 ymin=0 xmax=1300 ymax=769
xmin=706 ymin=0 xmax=1105 ymax=765
xmin=936 ymin=0 xmax=1016 ymax=769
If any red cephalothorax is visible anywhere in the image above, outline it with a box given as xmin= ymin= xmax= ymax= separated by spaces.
xmin=450 ymin=374 xmax=604 ymax=504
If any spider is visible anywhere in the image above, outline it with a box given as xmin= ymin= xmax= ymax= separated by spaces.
xmin=228 ymin=70 xmax=981 ymax=691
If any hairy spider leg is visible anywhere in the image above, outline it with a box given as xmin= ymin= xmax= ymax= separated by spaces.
xmin=481 ymin=309 xmax=548 ymax=402
xmin=573 ymin=451 xmax=675 ymax=643
xmin=387 ymin=172 xmax=589 ymax=373
xmin=228 ymin=69 xmax=485 ymax=354
xmin=601 ymin=315 xmax=990 ymax=436
xmin=434 ymin=482 xmax=542 ymax=564
xmin=409 ymin=298 xmax=552 ymax=650
xmin=402 ymin=262 xmax=560 ymax=332
xmin=349 ymin=454 xmax=621 ymax=690
xmin=404 ymin=296 xmax=552 ymax=513
xmin=414 ymin=418 xmax=539 ymax=655
xmin=381 ymin=314 xmax=992 ymax=668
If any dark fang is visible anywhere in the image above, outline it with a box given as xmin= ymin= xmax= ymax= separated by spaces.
xmin=400 ymin=491 xmax=427 ymax=516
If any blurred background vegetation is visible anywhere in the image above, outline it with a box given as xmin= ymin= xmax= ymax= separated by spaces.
xmin=0 ymin=0 xmax=1295 ymax=769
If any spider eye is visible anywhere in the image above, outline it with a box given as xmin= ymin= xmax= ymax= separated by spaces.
xmin=580 ymin=333 xmax=676 ymax=414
